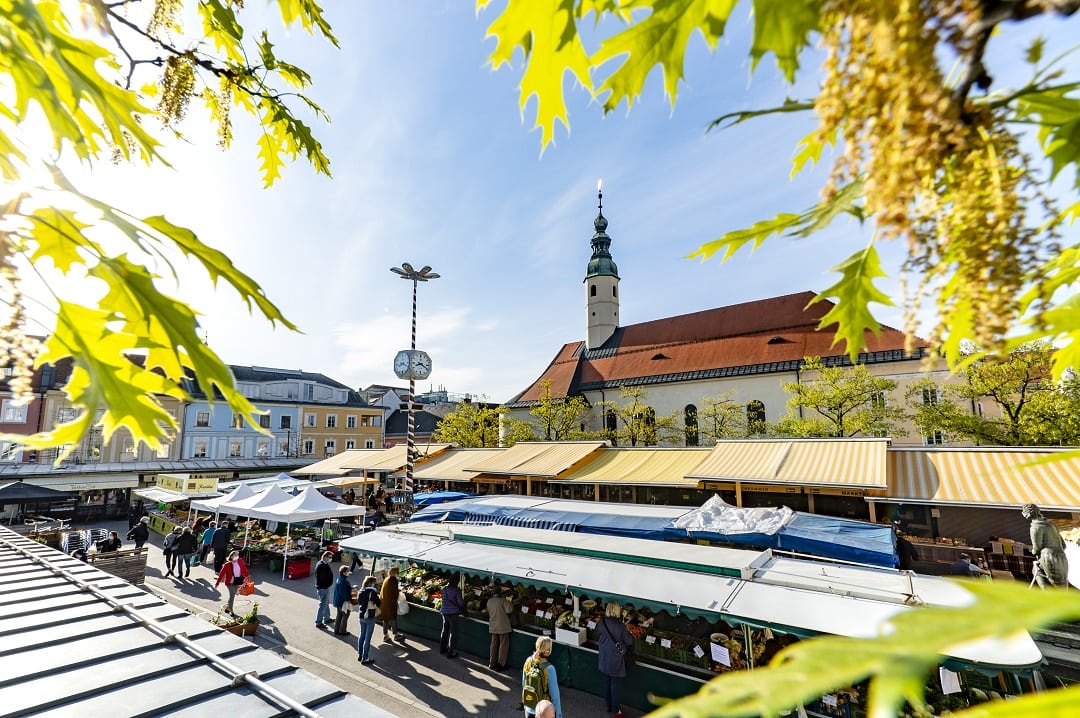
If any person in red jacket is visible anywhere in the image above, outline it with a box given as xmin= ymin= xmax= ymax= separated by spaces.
xmin=214 ymin=550 xmax=251 ymax=614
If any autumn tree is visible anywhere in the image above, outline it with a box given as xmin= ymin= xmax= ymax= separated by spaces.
xmin=1 ymin=1 xmax=334 ymax=457
xmin=774 ymin=357 xmax=908 ymax=438
xmin=907 ymin=342 xmax=1080 ymax=445
xmin=432 ymin=399 xmax=505 ymax=448
xmin=479 ymin=1 xmax=1080 ymax=381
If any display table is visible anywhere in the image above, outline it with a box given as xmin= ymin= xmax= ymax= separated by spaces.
xmin=397 ymin=604 xmax=704 ymax=713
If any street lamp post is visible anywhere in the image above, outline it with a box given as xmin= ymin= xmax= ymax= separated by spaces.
xmin=390 ymin=262 xmax=439 ymax=516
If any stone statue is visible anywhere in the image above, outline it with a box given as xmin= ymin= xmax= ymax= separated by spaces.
xmin=1022 ymin=503 xmax=1069 ymax=589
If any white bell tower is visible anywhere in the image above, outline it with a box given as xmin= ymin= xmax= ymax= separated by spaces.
xmin=585 ymin=182 xmax=620 ymax=350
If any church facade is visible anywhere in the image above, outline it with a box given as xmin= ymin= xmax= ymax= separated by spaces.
xmin=505 ymin=190 xmax=950 ymax=447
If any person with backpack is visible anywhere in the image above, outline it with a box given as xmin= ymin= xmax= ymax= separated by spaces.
xmin=522 ymin=636 xmax=561 ymax=718
xmin=126 ymin=515 xmax=150 ymax=548
xmin=597 ymin=600 xmax=635 ymax=718
xmin=162 ymin=525 xmax=182 ymax=577
xmin=355 ymin=575 xmax=381 ymax=665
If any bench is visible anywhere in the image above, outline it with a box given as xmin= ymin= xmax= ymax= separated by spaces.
xmin=87 ymin=547 xmax=149 ymax=585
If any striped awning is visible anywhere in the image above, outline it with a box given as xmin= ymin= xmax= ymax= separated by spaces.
xmin=393 ymin=448 xmax=507 ymax=483
xmin=292 ymin=449 xmax=382 ymax=476
xmin=877 ymin=448 xmax=1080 ymax=511
xmin=550 ymin=447 xmax=711 ymax=486
xmin=462 ymin=441 xmax=608 ymax=478
xmin=686 ymin=439 xmax=889 ymax=489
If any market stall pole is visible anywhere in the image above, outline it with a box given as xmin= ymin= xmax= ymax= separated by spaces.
xmin=390 ymin=262 xmax=440 ymax=518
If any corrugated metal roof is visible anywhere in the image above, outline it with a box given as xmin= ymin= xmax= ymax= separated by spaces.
xmin=402 ymin=448 xmax=507 ymax=482
xmin=878 ymin=448 xmax=1080 ymax=510
xmin=687 ymin=439 xmax=889 ymax=489
xmin=462 ymin=441 xmax=608 ymax=478
xmin=0 ymin=526 xmax=390 ymax=717
xmin=550 ymin=447 xmax=710 ymax=486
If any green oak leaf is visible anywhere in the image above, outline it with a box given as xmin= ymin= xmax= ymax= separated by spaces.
xmin=810 ymin=245 xmax=892 ymax=359
xmin=593 ymin=0 xmax=739 ymax=113
xmin=482 ymin=0 xmax=593 ymax=148
xmin=749 ymin=0 xmax=820 ymax=83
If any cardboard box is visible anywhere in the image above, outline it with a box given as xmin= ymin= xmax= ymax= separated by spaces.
xmin=554 ymin=626 xmax=587 ymax=646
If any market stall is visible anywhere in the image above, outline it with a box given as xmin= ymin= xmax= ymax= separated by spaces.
xmin=135 ymin=474 xmax=221 ymax=534
xmin=341 ymin=523 xmax=1043 ymax=716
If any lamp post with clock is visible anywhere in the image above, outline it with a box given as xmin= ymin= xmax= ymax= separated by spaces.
xmin=390 ymin=262 xmax=439 ymax=515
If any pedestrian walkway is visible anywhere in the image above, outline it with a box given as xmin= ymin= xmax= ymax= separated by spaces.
xmin=97 ymin=520 xmax=649 ymax=717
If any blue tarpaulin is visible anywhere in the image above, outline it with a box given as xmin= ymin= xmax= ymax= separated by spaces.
xmin=411 ymin=491 xmax=476 ymax=508
xmin=412 ymin=494 xmax=898 ymax=567
xmin=410 ymin=495 xmax=682 ymax=539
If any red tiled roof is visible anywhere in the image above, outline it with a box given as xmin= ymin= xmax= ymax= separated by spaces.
xmin=510 ymin=292 xmax=922 ymax=404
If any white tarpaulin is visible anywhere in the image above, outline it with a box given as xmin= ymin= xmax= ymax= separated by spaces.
xmin=673 ymin=495 xmax=793 ymax=535
xmin=189 ymin=483 xmax=257 ymax=513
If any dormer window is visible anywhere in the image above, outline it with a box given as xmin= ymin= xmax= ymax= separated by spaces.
xmin=651 ymin=353 xmax=669 ymax=360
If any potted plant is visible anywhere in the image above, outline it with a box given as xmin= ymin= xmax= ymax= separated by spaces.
xmin=211 ymin=602 xmax=259 ymax=636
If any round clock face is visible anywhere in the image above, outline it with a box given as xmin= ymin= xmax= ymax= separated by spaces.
xmin=393 ymin=350 xmax=411 ymax=379
xmin=411 ymin=351 xmax=432 ymax=379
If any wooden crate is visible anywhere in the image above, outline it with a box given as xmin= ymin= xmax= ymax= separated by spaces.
xmin=88 ymin=547 xmax=148 ymax=585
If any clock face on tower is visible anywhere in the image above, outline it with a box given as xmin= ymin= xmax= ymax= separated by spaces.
xmin=411 ymin=350 xmax=432 ymax=379
xmin=393 ymin=350 xmax=411 ymax=379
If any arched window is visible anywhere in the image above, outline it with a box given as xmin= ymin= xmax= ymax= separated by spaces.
xmin=605 ymin=408 xmax=618 ymax=446
xmin=684 ymin=404 xmax=699 ymax=446
xmin=643 ymin=407 xmax=656 ymax=445
xmin=590 ymin=284 xmax=597 ymax=297
xmin=746 ymin=400 xmax=766 ymax=435
xmin=612 ymin=285 xmax=617 ymax=297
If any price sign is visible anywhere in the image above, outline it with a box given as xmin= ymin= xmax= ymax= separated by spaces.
xmin=711 ymin=643 xmax=730 ymax=666
xmin=587 ymin=620 xmax=597 ymax=629
xmin=543 ymin=611 xmax=553 ymax=620
xmin=645 ymin=635 xmax=656 ymax=644
xmin=564 ymin=598 xmax=573 ymax=605
xmin=692 ymin=645 xmax=705 ymax=658
xmin=660 ymin=638 xmax=672 ymax=649
xmin=822 ymin=695 xmax=838 ymax=707
xmin=545 ymin=597 xmax=554 ymax=604
xmin=521 ymin=606 xmax=530 ymax=614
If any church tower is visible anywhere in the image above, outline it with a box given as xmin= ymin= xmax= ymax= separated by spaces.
xmin=584 ymin=184 xmax=620 ymax=350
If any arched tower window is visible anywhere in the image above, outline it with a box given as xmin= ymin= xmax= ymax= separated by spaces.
xmin=612 ymin=286 xmax=617 ymax=297
xmin=746 ymin=400 xmax=766 ymax=436
xmin=684 ymin=404 xmax=699 ymax=446
xmin=590 ymin=284 xmax=597 ymax=297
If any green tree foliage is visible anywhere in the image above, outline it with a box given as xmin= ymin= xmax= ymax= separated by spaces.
xmin=433 ymin=399 xmax=505 ymax=447
xmin=694 ymin=391 xmax=749 ymax=444
xmin=774 ymin=357 xmax=908 ymax=438
xmin=519 ymin=379 xmax=597 ymax=442
xmin=599 ymin=385 xmax=675 ymax=446
xmin=478 ymin=0 xmax=1080 ymax=376
xmin=0 ymin=0 xmax=335 ymax=457
xmin=648 ymin=581 xmax=1080 ymax=718
xmin=907 ymin=342 xmax=1080 ymax=446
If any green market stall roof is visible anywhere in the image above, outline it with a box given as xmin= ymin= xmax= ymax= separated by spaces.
xmin=340 ymin=523 xmax=1042 ymax=672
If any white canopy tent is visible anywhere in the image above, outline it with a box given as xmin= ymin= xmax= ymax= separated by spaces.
xmin=208 ymin=485 xmax=366 ymax=578
xmin=189 ymin=482 xmax=258 ymax=514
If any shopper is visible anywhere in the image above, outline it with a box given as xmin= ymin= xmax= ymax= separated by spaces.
xmin=439 ymin=573 xmax=466 ymax=657
xmin=199 ymin=521 xmax=216 ymax=564
xmin=97 ymin=530 xmax=123 ymax=553
xmin=211 ymin=520 xmax=232 ymax=573
xmin=162 ymin=525 xmax=182 ymax=577
xmin=214 ymin=549 xmax=250 ymax=615
xmin=332 ymin=565 xmax=353 ymax=635
xmin=486 ymin=584 xmax=513 ymax=670
xmin=314 ymin=551 xmax=334 ymax=628
xmin=355 ymin=575 xmax=381 ymax=664
xmin=377 ymin=566 xmax=403 ymax=641
xmin=126 ymin=516 xmax=150 ymax=548
xmin=597 ymin=600 xmax=635 ymax=718
xmin=174 ymin=526 xmax=198 ymax=578
xmin=522 ymin=636 xmax=562 ymax=718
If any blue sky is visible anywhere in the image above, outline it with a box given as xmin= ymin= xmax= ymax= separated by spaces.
xmin=57 ymin=2 xmax=1079 ymax=403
